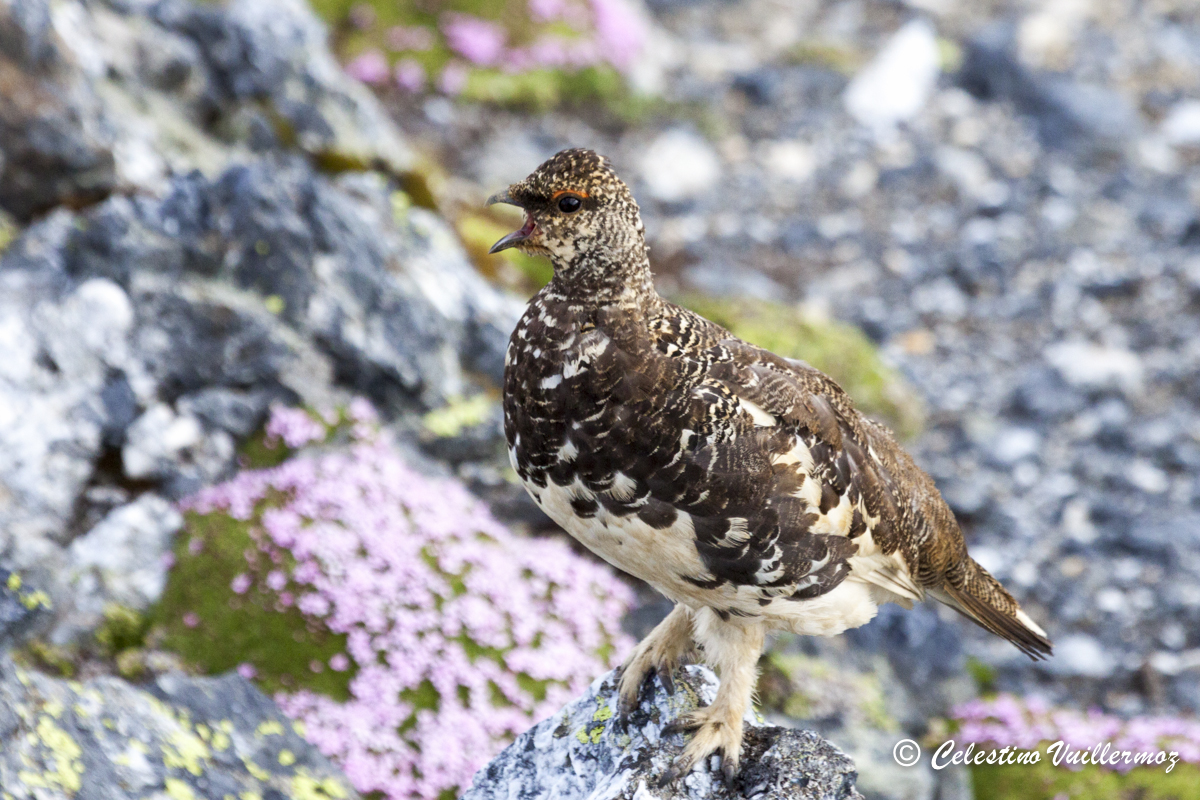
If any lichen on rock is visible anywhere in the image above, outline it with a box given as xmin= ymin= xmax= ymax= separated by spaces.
xmin=0 ymin=654 xmax=356 ymax=800
xmin=462 ymin=664 xmax=863 ymax=800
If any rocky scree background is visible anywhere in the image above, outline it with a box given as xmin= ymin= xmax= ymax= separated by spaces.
xmin=0 ymin=0 xmax=867 ymax=798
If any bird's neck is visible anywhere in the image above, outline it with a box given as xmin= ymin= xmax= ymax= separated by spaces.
xmin=546 ymin=243 xmax=661 ymax=315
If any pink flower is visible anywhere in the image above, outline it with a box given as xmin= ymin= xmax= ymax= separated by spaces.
xmin=237 ymin=663 xmax=257 ymax=680
xmin=438 ymin=62 xmax=469 ymax=96
xmin=589 ymin=0 xmax=645 ymax=71
xmin=527 ymin=0 xmax=566 ymax=22
xmin=183 ymin=612 xmax=200 ymax=628
xmin=188 ymin=537 xmax=204 ymax=555
xmin=386 ymin=25 xmax=434 ymax=52
xmin=266 ymin=570 xmax=288 ymax=591
xmin=344 ymin=50 xmax=390 ymax=86
xmin=441 ymin=14 xmax=506 ymax=66
xmin=177 ymin=401 xmax=635 ymax=799
xmin=394 ymin=59 xmax=426 ymax=93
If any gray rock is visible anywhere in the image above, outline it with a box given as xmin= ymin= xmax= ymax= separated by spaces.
xmin=176 ymin=386 xmax=276 ymax=437
xmin=844 ymin=20 xmax=940 ymax=136
xmin=959 ymin=24 xmax=1138 ymax=151
xmin=53 ymin=494 xmax=183 ymax=644
xmin=0 ymin=0 xmax=117 ymax=220
xmin=1040 ymin=634 xmax=1116 ymax=679
xmin=0 ymin=654 xmax=359 ymax=799
xmin=0 ymin=273 xmax=146 ymax=563
xmin=0 ymin=0 xmax=519 ymax=649
xmin=462 ymin=665 xmax=862 ymax=800
xmin=637 ymin=129 xmax=721 ymax=204
xmin=0 ymin=568 xmax=52 ymax=653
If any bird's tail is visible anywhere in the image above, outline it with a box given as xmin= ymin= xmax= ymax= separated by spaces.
xmin=930 ymin=558 xmax=1052 ymax=661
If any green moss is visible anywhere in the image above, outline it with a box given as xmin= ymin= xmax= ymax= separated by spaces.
xmin=94 ymin=604 xmax=149 ymax=657
xmin=0 ymin=211 xmax=15 ymax=254
xmin=971 ymin=757 xmax=1200 ymax=800
xmin=422 ymin=394 xmax=495 ymax=438
xmin=237 ymin=429 xmax=294 ymax=470
xmin=783 ymin=41 xmax=862 ymax=74
xmin=759 ymin=649 xmax=897 ymax=733
xmin=966 ymin=656 xmax=999 ymax=696
xmin=152 ymin=512 xmax=355 ymax=701
xmin=18 ymin=641 xmax=78 ymax=679
xmin=674 ymin=295 xmax=924 ymax=439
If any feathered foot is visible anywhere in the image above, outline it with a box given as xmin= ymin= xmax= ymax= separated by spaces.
xmin=617 ymin=604 xmax=693 ymax=720
xmin=657 ymin=607 xmax=765 ymax=789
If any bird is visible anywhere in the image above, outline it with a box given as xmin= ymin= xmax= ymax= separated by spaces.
xmin=489 ymin=147 xmax=1051 ymax=786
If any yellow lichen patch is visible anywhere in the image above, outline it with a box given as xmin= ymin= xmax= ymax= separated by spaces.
xmin=291 ymin=770 xmax=349 ymax=800
xmin=291 ymin=720 xmax=307 ymax=738
xmin=18 ymin=716 xmax=85 ymax=795
xmin=21 ymin=589 xmax=53 ymax=610
xmin=278 ymin=749 xmax=296 ymax=766
xmin=162 ymin=728 xmax=211 ymax=776
xmin=243 ymin=756 xmax=271 ymax=782
xmin=44 ymin=701 xmax=65 ymax=719
xmin=7 ymin=572 xmax=21 ymax=591
xmin=422 ymin=394 xmax=494 ymax=438
xmin=211 ymin=730 xmax=231 ymax=752
xmin=592 ymin=702 xmax=613 ymax=723
xmin=240 ymin=792 xmax=263 ymax=800
xmin=165 ymin=778 xmax=199 ymax=800
xmin=575 ymin=727 xmax=590 ymax=745
xmin=255 ymin=720 xmax=285 ymax=737
xmin=589 ymin=726 xmax=604 ymax=744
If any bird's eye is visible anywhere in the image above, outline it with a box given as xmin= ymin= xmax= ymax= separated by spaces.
xmin=557 ymin=195 xmax=582 ymax=213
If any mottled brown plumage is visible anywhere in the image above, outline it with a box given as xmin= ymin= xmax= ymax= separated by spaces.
xmin=491 ymin=148 xmax=1051 ymax=784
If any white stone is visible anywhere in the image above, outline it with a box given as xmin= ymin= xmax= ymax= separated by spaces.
xmin=992 ymin=427 xmax=1041 ymax=465
xmin=844 ymin=19 xmax=941 ymax=135
xmin=1044 ymin=340 xmax=1143 ymax=392
xmin=1044 ymin=634 xmax=1115 ymax=678
xmin=1161 ymin=100 xmax=1200 ymax=146
xmin=122 ymin=404 xmax=204 ymax=480
xmin=1128 ymin=460 xmax=1169 ymax=494
xmin=758 ymin=140 xmax=816 ymax=184
xmin=637 ymin=129 xmax=721 ymax=203
xmin=68 ymin=494 xmax=182 ymax=609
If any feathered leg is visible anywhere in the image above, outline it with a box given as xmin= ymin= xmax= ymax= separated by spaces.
xmin=618 ymin=603 xmax=694 ymax=717
xmin=663 ymin=607 xmax=765 ymax=787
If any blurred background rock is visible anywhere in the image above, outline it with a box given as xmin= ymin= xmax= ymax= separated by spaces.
xmin=1 ymin=0 xmax=1199 ymax=798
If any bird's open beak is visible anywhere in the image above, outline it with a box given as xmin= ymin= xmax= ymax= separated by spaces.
xmin=486 ymin=189 xmax=535 ymax=254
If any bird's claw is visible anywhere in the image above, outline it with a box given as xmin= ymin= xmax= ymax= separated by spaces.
xmin=617 ymin=663 xmax=680 ymax=729
xmin=720 ymin=752 xmax=738 ymax=792
xmin=657 ymin=664 xmax=676 ymax=695
xmin=656 ymin=748 xmax=738 ymax=793
xmin=661 ymin=715 xmax=702 ymax=738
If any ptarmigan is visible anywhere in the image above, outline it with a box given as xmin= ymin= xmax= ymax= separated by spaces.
xmin=490 ymin=148 xmax=1051 ymax=785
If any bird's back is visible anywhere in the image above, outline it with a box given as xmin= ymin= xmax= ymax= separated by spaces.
xmin=505 ymin=288 xmax=1050 ymax=658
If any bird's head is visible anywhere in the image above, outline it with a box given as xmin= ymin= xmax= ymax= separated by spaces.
xmin=487 ymin=148 xmax=649 ymax=293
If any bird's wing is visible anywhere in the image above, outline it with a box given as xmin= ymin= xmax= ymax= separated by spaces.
xmin=580 ymin=307 xmax=925 ymax=605
xmin=701 ymin=338 xmax=929 ymax=602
